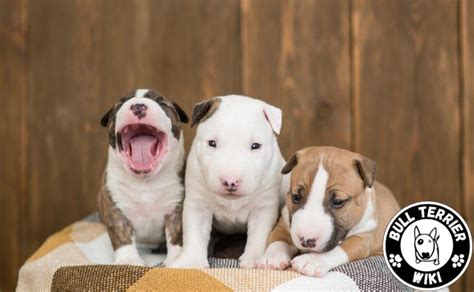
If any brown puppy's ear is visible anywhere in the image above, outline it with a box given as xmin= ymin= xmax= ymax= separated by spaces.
xmin=100 ymin=106 xmax=114 ymax=127
xmin=354 ymin=156 xmax=376 ymax=188
xmin=191 ymin=97 xmax=221 ymax=127
xmin=282 ymin=153 xmax=298 ymax=174
xmin=172 ymin=102 xmax=189 ymax=124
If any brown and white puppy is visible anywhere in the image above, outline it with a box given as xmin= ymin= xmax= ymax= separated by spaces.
xmin=98 ymin=89 xmax=188 ymax=266
xmin=257 ymin=146 xmax=400 ymax=277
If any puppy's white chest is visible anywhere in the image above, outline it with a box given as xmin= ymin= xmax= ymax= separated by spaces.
xmin=112 ymin=182 xmax=181 ymax=245
xmin=212 ymin=200 xmax=252 ymax=234
xmin=120 ymin=193 xmax=168 ymax=244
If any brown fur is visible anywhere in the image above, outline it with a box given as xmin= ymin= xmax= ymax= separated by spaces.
xmin=97 ymin=174 xmax=134 ymax=250
xmin=269 ymin=146 xmax=400 ymax=261
xmin=267 ymin=216 xmax=294 ymax=247
xmin=190 ymin=97 xmax=221 ymax=127
xmin=164 ymin=205 xmax=183 ymax=246
xmin=100 ymin=90 xmax=188 ymax=144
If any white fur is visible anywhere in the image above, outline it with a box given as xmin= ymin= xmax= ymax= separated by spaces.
xmin=162 ymin=231 xmax=182 ymax=266
xmin=170 ymin=95 xmax=286 ymax=269
xmin=106 ymin=89 xmax=185 ymax=266
xmin=347 ymin=187 xmax=377 ymax=237
xmin=135 ymin=88 xmax=149 ymax=98
xmin=290 ymin=161 xmax=334 ymax=252
xmin=257 ymin=241 xmax=298 ymax=270
xmin=114 ymin=240 xmax=145 ymax=266
xmin=291 ymin=246 xmax=348 ymax=277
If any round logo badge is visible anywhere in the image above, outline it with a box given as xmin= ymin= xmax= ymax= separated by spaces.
xmin=383 ymin=201 xmax=472 ymax=290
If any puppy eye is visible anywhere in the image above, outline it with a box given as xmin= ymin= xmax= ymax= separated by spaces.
xmin=292 ymin=194 xmax=302 ymax=204
xmin=208 ymin=140 xmax=217 ymax=148
xmin=251 ymin=143 xmax=261 ymax=150
xmin=331 ymin=198 xmax=345 ymax=209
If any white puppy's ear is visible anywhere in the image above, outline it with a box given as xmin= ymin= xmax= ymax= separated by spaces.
xmin=263 ymin=104 xmax=282 ymax=135
xmin=191 ymin=97 xmax=222 ymax=127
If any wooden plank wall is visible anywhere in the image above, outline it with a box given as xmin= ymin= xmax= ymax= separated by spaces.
xmin=0 ymin=0 xmax=29 ymax=290
xmin=0 ymin=0 xmax=472 ymax=291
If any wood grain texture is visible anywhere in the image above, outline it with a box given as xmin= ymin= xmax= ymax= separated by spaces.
xmin=28 ymin=0 xmax=104 ymax=258
xmin=353 ymin=0 xmax=463 ymax=290
xmin=99 ymin=0 xmax=241 ymax=151
xmin=241 ymin=0 xmax=351 ymax=157
xmin=0 ymin=0 xmax=28 ymax=290
xmin=461 ymin=0 xmax=474 ymax=289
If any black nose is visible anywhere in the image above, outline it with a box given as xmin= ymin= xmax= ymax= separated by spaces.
xmin=221 ymin=179 xmax=240 ymax=192
xmin=300 ymin=237 xmax=316 ymax=248
xmin=130 ymin=103 xmax=147 ymax=119
xmin=422 ymin=252 xmax=430 ymax=259
xmin=223 ymin=181 xmax=237 ymax=187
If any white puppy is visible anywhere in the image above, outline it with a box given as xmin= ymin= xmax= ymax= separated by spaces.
xmin=170 ymin=95 xmax=288 ymax=268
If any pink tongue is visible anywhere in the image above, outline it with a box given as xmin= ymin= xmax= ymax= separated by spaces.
xmin=130 ymin=135 xmax=157 ymax=166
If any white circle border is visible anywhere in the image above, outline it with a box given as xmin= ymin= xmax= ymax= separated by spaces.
xmin=383 ymin=201 xmax=472 ymax=291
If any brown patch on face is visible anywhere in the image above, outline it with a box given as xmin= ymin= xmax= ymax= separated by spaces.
xmin=100 ymin=90 xmax=189 ymax=147
xmin=143 ymin=91 xmax=189 ymax=140
xmin=98 ymin=174 xmax=134 ymax=250
xmin=284 ymin=146 xmax=376 ymax=251
xmin=266 ymin=216 xmax=295 ymax=248
xmin=190 ymin=97 xmax=222 ymax=127
xmin=100 ymin=92 xmax=135 ymax=149
xmin=164 ymin=204 xmax=183 ymax=246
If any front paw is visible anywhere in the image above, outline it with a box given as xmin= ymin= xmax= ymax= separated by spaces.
xmin=162 ymin=246 xmax=182 ymax=267
xmin=256 ymin=250 xmax=291 ymax=270
xmin=168 ymin=254 xmax=209 ymax=269
xmin=291 ymin=253 xmax=332 ymax=277
xmin=114 ymin=253 xmax=145 ymax=266
xmin=239 ymin=251 xmax=263 ymax=269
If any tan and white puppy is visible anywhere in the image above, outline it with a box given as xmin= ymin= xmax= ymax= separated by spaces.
xmin=98 ymin=89 xmax=188 ymax=266
xmin=170 ymin=95 xmax=288 ymax=269
xmin=257 ymin=146 xmax=400 ymax=277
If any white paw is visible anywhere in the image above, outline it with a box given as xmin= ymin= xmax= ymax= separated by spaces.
xmin=114 ymin=244 xmax=145 ymax=266
xmin=168 ymin=254 xmax=209 ymax=269
xmin=256 ymin=250 xmax=291 ymax=270
xmin=239 ymin=251 xmax=262 ymax=269
xmin=291 ymin=253 xmax=332 ymax=277
xmin=114 ymin=253 xmax=145 ymax=266
xmin=162 ymin=246 xmax=182 ymax=267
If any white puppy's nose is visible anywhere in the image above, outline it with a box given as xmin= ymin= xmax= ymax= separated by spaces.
xmin=220 ymin=178 xmax=241 ymax=192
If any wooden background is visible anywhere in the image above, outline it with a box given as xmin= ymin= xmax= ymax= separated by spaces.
xmin=1 ymin=0 xmax=473 ymax=291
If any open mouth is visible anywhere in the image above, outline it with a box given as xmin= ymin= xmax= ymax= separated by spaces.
xmin=118 ymin=124 xmax=167 ymax=174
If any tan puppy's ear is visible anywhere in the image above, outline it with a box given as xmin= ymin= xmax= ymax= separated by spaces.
xmin=282 ymin=152 xmax=299 ymax=174
xmin=191 ymin=97 xmax=221 ymax=127
xmin=354 ymin=156 xmax=377 ymax=188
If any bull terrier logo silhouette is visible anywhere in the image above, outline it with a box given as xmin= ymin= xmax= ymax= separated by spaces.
xmin=414 ymin=226 xmax=440 ymax=265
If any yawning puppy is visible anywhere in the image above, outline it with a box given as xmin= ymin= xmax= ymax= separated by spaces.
xmin=257 ymin=146 xmax=400 ymax=277
xmin=98 ymin=89 xmax=188 ymax=266
xmin=170 ymin=95 xmax=288 ymax=268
